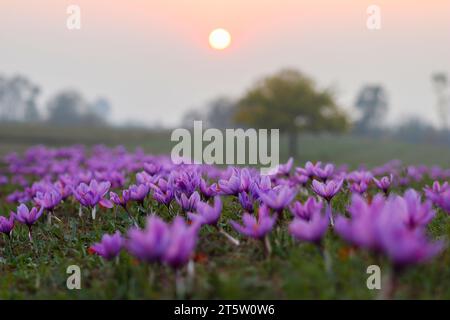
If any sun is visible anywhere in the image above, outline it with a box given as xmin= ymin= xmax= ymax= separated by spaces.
xmin=209 ymin=28 xmax=231 ymax=50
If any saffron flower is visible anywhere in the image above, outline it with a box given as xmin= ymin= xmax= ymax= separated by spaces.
xmin=349 ymin=181 xmax=368 ymax=194
xmin=127 ymin=215 xmax=170 ymax=263
xmin=163 ymin=216 xmax=199 ymax=269
xmin=73 ymin=180 xmax=113 ymax=219
xmin=258 ymin=185 xmax=297 ymax=213
xmin=396 ymin=189 xmax=435 ymax=229
xmin=14 ymin=203 xmax=44 ymax=242
xmin=238 ymin=192 xmax=254 ymax=213
xmin=90 ymin=231 xmax=124 ymax=260
xmin=289 ymin=209 xmax=328 ymax=245
xmin=289 ymin=197 xmax=323 ymax=220
xmin=0 ymin=212 xmax=15 ymax=237
xmin=314 ymin=163 xmax=335 ymax=181
xmin=34 ymin=188 xmax=62 ymax=224
xmin=230 ymin=205 xmax=276 ymax=240
xmin=217 ymin=171 xmax=241 ymax=196
xmin=311 ymin=179 xmax=343 ymax=203
xmin=311 ymin=179 xmax=343 ymax=226
xmin=110 ymin=189 xmax=130 ymax=208
xmin=188 ymin=196 xmax=222 ymax=226
xmin=129 ymin=183 xmax=150 ymax=205
xmin=230 ymin=205 xmax=276 ymax=255
xmin=188 ymin=196 xmax=240 ymax=246
xmin=175 ymin=191 xmax=200 ymax=212
xmin=110 ymin=189 xmax=137 ymax=225
xmin=373 ymin=175 xmax=393 ymax=195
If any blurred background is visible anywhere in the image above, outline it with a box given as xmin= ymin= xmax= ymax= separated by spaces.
xmin=1 ymin=0 xmax=449 ymax=166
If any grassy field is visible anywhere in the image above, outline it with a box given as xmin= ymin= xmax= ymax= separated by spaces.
xmin=0 ymin=123 xmax=449 ymax=299
xmin=2 ymin=123 xmax=450 ymax=167
xmin=0 ymin=180 xmax=449 ymax=299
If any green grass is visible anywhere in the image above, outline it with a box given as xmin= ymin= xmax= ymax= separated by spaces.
xmin=2 ymin=123 xmax=450 ymax=167
xmin=0 ymin=185 xmax=449 ymax=299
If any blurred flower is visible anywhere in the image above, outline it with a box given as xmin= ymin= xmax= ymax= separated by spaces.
xmin=258 ymin=185 xmax=297 ymax=212
xmin=34 ymin=188 xmax=62 ymax=211
xmin=163 ymin=216 xmax=199 ymax=269
xmin=188 ymin=196 xmax=222 ymax=226
xmin=373 ymin=175 xmax=393 ymax=195
xmin=289 ymin=209 xmax=328 ymax=244
xmin=127 ymin=215 xmax=170 ymax=263
xmin=289 ymin=197 xmax=323 ymax=220
xmin=0 ymin=212 xmax=15 ymax=236
xmin=90 ymin=231 xmax=124 ymax=260
xmin=230 ymin=205 xmax=276 ymax=240
xmin=129 ymin=183 xmax=150 ymax=204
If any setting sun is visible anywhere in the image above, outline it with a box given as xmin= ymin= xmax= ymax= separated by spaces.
xmin=208 ymin=28 xmax=231 ymax=50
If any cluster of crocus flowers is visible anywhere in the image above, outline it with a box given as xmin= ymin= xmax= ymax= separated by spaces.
xmin=425 ymin=181 xmax=450 ymax=214
xmin=2 ymin=145 xmax=449 ymax=299
xmin=125 ymin=215 xmax=199 ymax=270
xmin=336 ymin=191 xmax=443 ymax=276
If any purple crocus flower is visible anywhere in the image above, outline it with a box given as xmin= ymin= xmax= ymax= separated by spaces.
xmin=127 ymin=215 xmax=170 ymax=263
xmin=304 ymin=161 xmax=322 ymax=178
xmin=14 ymin=203 xmax=44 ymax=241
xmin=336 ymin=193 xmax=443 ymax=270
xmin=73 ymin=180 xmax=112 ymax=208
xmin=110 ymin=189 xmax=130 ymax=208
xmin=129 ymin=184 xmax=150 ymax=204
xmin=346 ymin=170 xmax=373 ymax=185
xmin=424 ymin=181 xmax=449 ymax=204
xmin=175 ymin=191 xmax=200 ymax=212
xmin=90 ymin=231 xmax=124 ymax=260
xmin=34 ymin=189 xmax=62 ymax=210
xmin=335 ymin=194 xmax=386 ymax=251
xmin=73 ymin=180 xmax=113 ymax=219
xmin=238 ymin=192 xmax=254 ymax=213
xmin=188 ymin=196 xmax=222 ymax=226
xmin=230 ymin=205 xmax=276 ymax=240
xmin=0 ymin=212 xmax=15 ymax=236
xmin=217 ymin=171 xmax=241 ymax=196
xmin=378 ymin=212 xmax=443 ymax=269
xmin=289 ymin=197 xmax=323 ymax=220
xmin=311 ymin=179 xmax=343 ymax=202
xmin=314 ymin=163 xmax=335 ymax=182
xmin=271 ymin=157 xmax=293 ymax=176
xmin=373 ymin=175 xmax=393 ymax=195
xmin=391 ymin=189 xmax=435 ymax=229
xmin=349 ymin=181 xmax=368 ymax=194
xmin=258 ymin=185 xmax=297 ymax=212
xmin=199 ymin=178 xmax=218 ymax=199
xmin=289 ymin=210 xmax=328 ymax=244
xmin=163 ymin=216 xmax=199 ymax=269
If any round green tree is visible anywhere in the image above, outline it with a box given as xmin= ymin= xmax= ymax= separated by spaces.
xmin=234 ymin=69 xmax=349 ymax=158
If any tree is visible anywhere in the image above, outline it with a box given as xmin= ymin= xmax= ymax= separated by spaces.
xmin=432 ymin=73 xmax=449 ymax=131
xmin=0 ymin=74 xmax=41 ymax=122
xmin=354 ymin=85 xmax=388 ymax=133
xmin=234 ymin=69 xmax=348 ymax=158
xmin=47 ymin=90 xmax=105 ymax=126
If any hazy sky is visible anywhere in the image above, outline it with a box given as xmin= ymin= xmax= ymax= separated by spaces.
xmin=1 ymin=0 xmax=449 ymax=127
